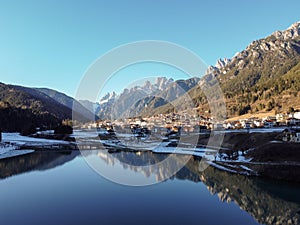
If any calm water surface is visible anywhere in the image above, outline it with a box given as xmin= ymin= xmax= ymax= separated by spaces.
xmin=0 ymin=150 xmax=299 ymax=225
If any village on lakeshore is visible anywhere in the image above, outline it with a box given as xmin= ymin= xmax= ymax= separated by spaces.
xmin=79 ymin=110 xmax=300 ymax=143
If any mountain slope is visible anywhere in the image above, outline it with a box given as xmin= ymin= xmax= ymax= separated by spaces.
xmin=34 ymin=88 xmax=75 ymax=109
xmin=152 ymin=21 xmax=300 ymax=117
xmin=220 ymin=22 xmax=300 ymax=93
xmin=0 ymin=83 xmax=72 ymax=132
xmin=0 ymin=83 xmax=100 ymax=132
xmin=0 ymin=84 xmax=72 ymax=119
xmin=78 ymin=99 xmax=100 ymax=115
xmin=35 ymin=88 xmax=98 ymax=121
xmin=218 ymin=22 xmax=300 ymax=115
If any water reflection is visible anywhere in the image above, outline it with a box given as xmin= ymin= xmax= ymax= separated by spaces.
xmin=0 ymin=149 xmax=299 ymax=224
xmin=193 ymin=162 xmax=300 ymax=225
xmin=97 ymin=150 xmax=300 ymax=225
xmin=93 ymin=150 xmax=194 ymax=184
xmin=0 ymin=151 xmax=80 ymax=179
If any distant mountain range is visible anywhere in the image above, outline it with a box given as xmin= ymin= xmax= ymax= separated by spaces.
xmin=94 ymin=21 xmax=300 ymax=119
xmin=1 ymin=21 xmax=300 ymax=131
xmin=90 ymin=78 xmax=171 ymax=119
xmin=145 ymin=21 xmax=300 ymax=117
xmin=95 ymin=77 xmax=200 ymax=119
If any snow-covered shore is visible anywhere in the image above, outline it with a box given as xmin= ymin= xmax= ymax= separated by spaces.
xmin=0 ymin=132 xmax=74 ymax=160
xmin=2 ymin=133 xmax=71 ymax=146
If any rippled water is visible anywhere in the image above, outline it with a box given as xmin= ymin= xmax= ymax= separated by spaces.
xmin=0 ymin=150 xmax=299 ymax=225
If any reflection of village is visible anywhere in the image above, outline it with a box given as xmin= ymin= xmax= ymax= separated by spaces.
xmin=81 ymin=111 xmax=300 ymax=142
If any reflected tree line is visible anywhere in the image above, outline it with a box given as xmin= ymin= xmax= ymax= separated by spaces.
xmin=0 ymin=151 xmax=79 ymax=179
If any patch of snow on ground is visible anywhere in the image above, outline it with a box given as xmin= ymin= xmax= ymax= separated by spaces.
xmin=3 ymin=133 xmax=70 ymax=146
xmin=0 ymin=150 xmax=34 ymax=159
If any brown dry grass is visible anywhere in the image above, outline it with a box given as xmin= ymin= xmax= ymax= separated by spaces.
xmin=226 ymin=111 xmax=277 ymax=121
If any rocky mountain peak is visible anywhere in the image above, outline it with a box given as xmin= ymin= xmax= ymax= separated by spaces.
xmin=99 ymin=91 xmax=116 ymax=104
xmin=272 ymin=21 xmax=300 ymax=40
xmin=216 ymin=58 xmax=231 ymax=69
xmin=205 ymin=58 xmax=231 ymax=75
xmin=224 ymin=21 xmax=300 ymax=72
xmin=155 ymin=77 xmax=174 ymax=90
xmin=143 ymin=80 xmax=151 ymax=89
xmin=200 ymin=20 xmax=300 ymax=95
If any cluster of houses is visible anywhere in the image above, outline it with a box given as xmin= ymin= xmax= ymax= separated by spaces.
xmin=223 ymin=112 xmax=300 ymax=130
xmin=79 ymin=111 xmax=300 ymax=140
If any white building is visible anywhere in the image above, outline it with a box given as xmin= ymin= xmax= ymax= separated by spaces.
xmin=254 ymin=120 xmax=264 ymax=128
xmin=294 ymin=112 xmax=300 ymax=120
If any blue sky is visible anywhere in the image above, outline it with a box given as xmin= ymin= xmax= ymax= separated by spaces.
xmin=0 ymin=0 xmax=299 ymax=100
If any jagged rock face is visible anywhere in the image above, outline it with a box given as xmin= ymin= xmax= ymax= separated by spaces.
xmin=272 ymin=21 xmax=300 ymax=40
xmin=97 ymin=77 xmax=174 ymax=119
xmin=203 ymin=22 xmax=300 ymax=85
xmin=205 ymin=58 xmax=231 ymax=77
xmin=99 ymin=92 xmax=116 ymax=105
xmin=97 ymin=77 xmax=199 ymax=119
xmin=203 ymin=22 xmax=300 ymax=94
xmin=216 ymin=58 xmax=231 ymax=69
xmin=154 ymin=77 xmax=174 ymax=91
xmin=178 ymin=21 xmax=300 ymax=117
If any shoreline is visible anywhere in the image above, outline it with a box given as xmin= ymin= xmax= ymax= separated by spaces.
xmin=2 ymin=130 xmax=300 ymax=183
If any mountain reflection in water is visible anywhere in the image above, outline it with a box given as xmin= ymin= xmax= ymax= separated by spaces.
xmin=0 ymin=149 xmax=299 ymax=225
xmin=97 ymin=150 xmax=300 ymax=225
